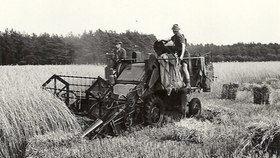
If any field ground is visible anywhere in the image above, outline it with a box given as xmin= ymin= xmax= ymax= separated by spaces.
xmin=1 ymin=62 xmax=280 ymax=158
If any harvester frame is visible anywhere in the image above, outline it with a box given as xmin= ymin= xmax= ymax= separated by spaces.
xmin=42 ymin=40 xmax=214 ymax=139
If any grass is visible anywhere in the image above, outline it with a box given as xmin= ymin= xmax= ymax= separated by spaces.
xmin=2 ymin=62 xmax=280 ymax=157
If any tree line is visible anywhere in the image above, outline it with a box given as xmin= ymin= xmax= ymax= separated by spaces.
xmin=0 ymin=29 xmax=156 ymax=65
xmin=0 ymin=29 xmax=280 ymax=65
xmin=188 ymin=43 xmax=280 ymax=62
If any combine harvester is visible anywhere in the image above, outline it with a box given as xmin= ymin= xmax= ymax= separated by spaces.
xmin=42 ymin=40 xmax=214 ymax=138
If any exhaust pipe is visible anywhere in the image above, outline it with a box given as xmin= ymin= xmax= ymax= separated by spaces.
xmin=80 ymin=118 xmax=103 ymax=138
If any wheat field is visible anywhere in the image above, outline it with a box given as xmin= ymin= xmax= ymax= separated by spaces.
xmin=1 ymin=62 xmax=280 ymax=158
xmin=0 ymin=65 xmax=104 ymax=158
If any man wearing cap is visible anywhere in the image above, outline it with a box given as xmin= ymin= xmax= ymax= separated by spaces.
xmin=163 ymin=24 xmax=191 ymax=116
xmin=113 ymin=40 xmax=127 ymax=69
xmin=164 ymin=24 xmax=191 ymax=89
xmin=114 ymin=41 xmax=127 ymax=61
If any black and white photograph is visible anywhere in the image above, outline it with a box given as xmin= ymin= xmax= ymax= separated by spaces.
xmin=1 ymin=0 xmax=280 ymax=157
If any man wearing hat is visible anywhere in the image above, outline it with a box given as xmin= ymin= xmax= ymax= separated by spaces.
xmin=164 ymin=24 xmax=191 ymax=89
xmin=113 ymin=40 xmax=127 ymax=69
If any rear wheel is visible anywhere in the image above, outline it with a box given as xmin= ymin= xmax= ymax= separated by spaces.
xmin=189 ymin=98 xmax=201 ymax=117
xmin=144 ymin=95 xmax=165 ymax=127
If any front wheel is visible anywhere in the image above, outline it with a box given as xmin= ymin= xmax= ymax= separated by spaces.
xmin=189 ymin=98 xmax=201 ymax=117
xmin=143 ymin=95 xmax=165 ymax=127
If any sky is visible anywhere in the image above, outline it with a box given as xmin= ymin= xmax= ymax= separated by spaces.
xmin=0 ymin=0 xmax=280 ymax=45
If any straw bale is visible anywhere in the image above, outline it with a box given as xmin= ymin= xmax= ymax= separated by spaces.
xmin=253 ymin=85 xmax=271 ymax=105
xmin=221 ymin=84 xmax=229 ymax=99
xmin=221 ymin=83 xmax=239 ymax=100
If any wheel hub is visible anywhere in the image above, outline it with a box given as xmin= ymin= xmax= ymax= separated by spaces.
xmin=151 ymin=105 xmax=160 ymax=123
xmin=192 ymin=103 xmax=200 ymax=115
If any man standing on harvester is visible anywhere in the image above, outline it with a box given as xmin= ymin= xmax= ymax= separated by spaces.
xmin=113 ymin=40 xmax=127 ymax=69
xmin=105 ymin=40 xmax=127 ymax=81
xmin=163 ymin=24 xmax=191 ymax=89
